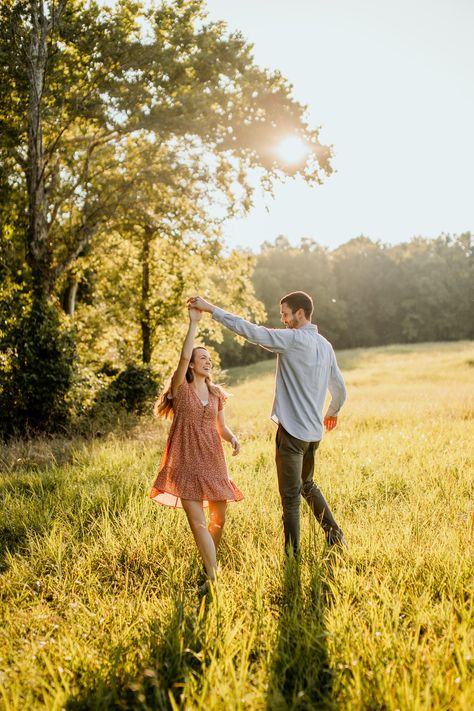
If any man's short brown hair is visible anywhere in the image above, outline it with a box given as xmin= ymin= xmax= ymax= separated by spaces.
xmin=280 ymin=291 xmax=314 ymax=319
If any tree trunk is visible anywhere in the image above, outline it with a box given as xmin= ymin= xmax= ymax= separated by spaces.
xmin=25 ymin=1 xmax=51 ymax=297
xmin=63 ymin=277 xmax=79 ymax=317
xmin=141 ymin=226 xmax=154 ymax=364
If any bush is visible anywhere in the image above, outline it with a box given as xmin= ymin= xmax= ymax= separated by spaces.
xmin=0 ymin=289 xmax=76 ymax=437
xmin=212 ymin=329 xmax=273 ymax=368
xmin=102 ymin=363 xmax=159 ymax=414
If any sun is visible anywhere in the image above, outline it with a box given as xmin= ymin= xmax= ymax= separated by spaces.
xmin=276 ymin=135 xmax=309 ymax=164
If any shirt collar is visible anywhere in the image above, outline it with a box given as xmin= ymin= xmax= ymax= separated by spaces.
xmin=300 ymin=323 xmax=318 ymax=333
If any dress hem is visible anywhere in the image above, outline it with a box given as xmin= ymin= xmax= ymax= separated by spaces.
xmin=150 ymin=485 xmax=244 ymax=509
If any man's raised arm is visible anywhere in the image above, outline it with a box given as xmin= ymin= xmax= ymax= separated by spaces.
xmin=187 ymin=296 xmax=294 ymax=354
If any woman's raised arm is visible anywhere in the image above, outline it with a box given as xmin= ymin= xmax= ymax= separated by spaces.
xmin=171 ymin=307 xmax=202 ymax=398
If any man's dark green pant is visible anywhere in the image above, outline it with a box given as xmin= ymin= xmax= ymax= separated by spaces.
xmin=275 ymin=424 xmax=344 ymax=553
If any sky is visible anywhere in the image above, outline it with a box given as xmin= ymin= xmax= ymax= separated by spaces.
xmin=204 ymin=0 xmax=474 ymax=252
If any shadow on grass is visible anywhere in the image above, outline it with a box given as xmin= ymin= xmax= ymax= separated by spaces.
xmin=0 ymin=523 xmax=29 ymax=572
xmin=0 ymin=464 xmax=144 ymax=573
xmin=266 ymin=555 xmax=336 ymax=711
xmin=0 ymin=472 xmax=60 ymax=572
xmin=64 ymin=592 xmax=207 ymax=711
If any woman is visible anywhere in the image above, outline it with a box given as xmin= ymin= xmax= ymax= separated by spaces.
xmin=150 ymin=306 xmax=243 ymax=589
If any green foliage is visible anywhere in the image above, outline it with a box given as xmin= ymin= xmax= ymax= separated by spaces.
xmin=332 ymin=236 xmax=398 ymax=347
xmin=214 ymin=329 xmax=273 ymax=369
xmin=0 ymin=288 xmax=76 ymax=437
xmin=72 ymin=230 xmax=265 ymax=382
xmin=334 ymin=233 xmax=474 ymax=347
xmin=255 ymin=234 xmax=347 ymax=337
xmin=101 ymin=363 xmax=159 ymax=415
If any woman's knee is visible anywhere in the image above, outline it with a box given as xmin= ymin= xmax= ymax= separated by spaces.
xmin=182 ymin=501 xmax=207 ymax=532
xmin=188 ymin=516 xmax=208 ymax=534
xmin=209 ymin=503 xmax=226 ymax=528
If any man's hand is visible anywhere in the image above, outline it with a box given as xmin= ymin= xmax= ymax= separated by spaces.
xmin=324 ymin=415 xmax=338 ymax=432
xmin=187 ymin=296 xmax=215 ymax=313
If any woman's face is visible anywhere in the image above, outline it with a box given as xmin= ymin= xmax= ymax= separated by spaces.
xmin=190 ymin=348 xmax=212 ymax=377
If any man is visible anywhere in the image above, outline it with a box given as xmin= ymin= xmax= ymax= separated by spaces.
xmin=188 ymin=291 xmax=347 ymax=554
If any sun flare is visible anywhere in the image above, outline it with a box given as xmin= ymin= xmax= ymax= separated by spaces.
xmin=276 ymin=135 xmax=309 ymax=164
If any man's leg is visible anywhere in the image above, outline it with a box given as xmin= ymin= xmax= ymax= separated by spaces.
xmin=275 ymin=425 xmax=307 ymax=555
xmin=301 ymin=441 xmax=345 ymax=544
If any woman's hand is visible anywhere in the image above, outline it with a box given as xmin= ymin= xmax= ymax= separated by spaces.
xmin=188 ymin=306 xmax=202 ymax=322
xmin=230 ymin=436 xmax=240 ymax=456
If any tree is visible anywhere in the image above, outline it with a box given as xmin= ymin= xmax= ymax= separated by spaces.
xmin=252 ymin=236 xmax=347 ymax=343
xmin=332 ymin=236 xmax=399 ymax=347
xmin=391 ymin=233 xmax=474 ymax=342
xmin=73 ymin=226 xmax=264 ymax=376
xmin=1 ymin=0 xmax=332 ymax=301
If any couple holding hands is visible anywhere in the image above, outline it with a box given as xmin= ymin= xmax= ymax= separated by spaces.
xmin=150 ymin=291 xmax=347 ymax=590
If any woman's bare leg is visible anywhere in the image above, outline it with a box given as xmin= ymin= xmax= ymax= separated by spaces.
xmin=208 ymin=500 xmax=227 ymax=552
xmin=181 ymin=499 xmax=217 ymax=578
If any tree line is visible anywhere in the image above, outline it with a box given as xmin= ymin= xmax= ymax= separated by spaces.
xmin=214 ymin=233 xmax=474 ymax=367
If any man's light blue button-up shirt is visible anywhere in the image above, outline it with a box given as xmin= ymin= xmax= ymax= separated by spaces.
xmin=212 ymin=307 xmax=347 ymax=442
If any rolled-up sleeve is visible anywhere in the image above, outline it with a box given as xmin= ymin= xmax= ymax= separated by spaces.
xmin=326 ymin=351 xmax=347 ymax=417
xmin=212 ymin=307 xmax=294 ymax=353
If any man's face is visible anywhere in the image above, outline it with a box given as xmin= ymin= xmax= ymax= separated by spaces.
xmin=280 ymin=302 xmax=300 ymax=329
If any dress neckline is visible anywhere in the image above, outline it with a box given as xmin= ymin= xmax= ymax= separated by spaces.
xmin=189 ymin=382 xmax=210 ymax=407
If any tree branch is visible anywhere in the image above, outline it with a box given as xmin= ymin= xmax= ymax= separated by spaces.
xmin=8 ymin=146 xmax=27 ymax=169
xmin=52 ymin=224 xmax=98 ymax=281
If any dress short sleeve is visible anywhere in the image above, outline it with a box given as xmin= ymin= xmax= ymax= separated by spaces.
xmin=217 ymin=395 xmax=225 ymax=411
xmin=171 ymin=379 xmax=188 ymax=405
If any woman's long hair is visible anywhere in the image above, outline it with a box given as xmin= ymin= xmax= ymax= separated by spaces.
xmin=154 ymin=347 xmax=228 ymax=420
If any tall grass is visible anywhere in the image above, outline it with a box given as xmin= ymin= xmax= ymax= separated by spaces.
xmin=0 ymin=342 xmax=473 ymax=710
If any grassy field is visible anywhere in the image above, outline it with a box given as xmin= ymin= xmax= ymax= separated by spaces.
xmin=0 ymin=341 xmax=473 ymax=710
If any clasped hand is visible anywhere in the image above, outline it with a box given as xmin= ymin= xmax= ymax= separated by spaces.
xmin=187 ymin=296 xmax=214 ymax=313
xmin=188 ymin=305 xmax=202 ymax=321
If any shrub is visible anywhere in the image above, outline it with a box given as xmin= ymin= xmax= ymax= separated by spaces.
xmin=102 ymin=363 xmax=159 ymax=414
xmin=0 ymin=288 xmax=76 ymax=437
